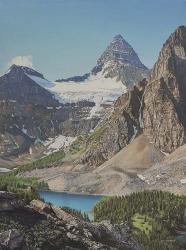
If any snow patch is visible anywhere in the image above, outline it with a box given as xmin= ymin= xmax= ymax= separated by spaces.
xmin=180 ymin=179 xmax=186 ymax=184
xmin=0 ymin=168 xmax=11 ymax=173
xmin=26 ymin=74 xmax=55 ymax=88
xmin=44 ymin=135 xmax=77 ymax=155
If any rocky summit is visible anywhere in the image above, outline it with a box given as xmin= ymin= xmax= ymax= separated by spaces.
xmin=56 ymin=34 xmax=149 ymax=90
xmin=0 ymin=65 xmax=58 ymax=106
xmin=92 ymin=34 xmax=149 ymax=87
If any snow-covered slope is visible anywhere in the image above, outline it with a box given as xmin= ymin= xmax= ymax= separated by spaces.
xmin=26 ymin=71 xmax=127 ymax=116
xmin=52 ymin=73 xmax=126 ymax=102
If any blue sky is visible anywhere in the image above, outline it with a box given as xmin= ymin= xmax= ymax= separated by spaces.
xmin=0 ymin=0 xmax=185 ymax=80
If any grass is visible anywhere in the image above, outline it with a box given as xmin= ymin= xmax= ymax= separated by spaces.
xmin=88 ymin=126 xmax=107 ymax=142
xmin=16 ymin=150 xmax=65 ymax=174
xmin=132 ymin=213 xmax=154 ymax=236
xmin=69 ymin=135 xmax=87 ymax=155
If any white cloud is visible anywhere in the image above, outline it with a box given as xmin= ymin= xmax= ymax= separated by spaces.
xmin=8 ymin=55 xmax=33 ymax=68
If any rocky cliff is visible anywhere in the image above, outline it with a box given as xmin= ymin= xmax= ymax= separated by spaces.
xmin=81 ymin=79 xmax=147 ymax=166
xmin=0 ymin=192 xmax=142 ymax=250
xmin=143 ymin=25 xmax=186 ymax=153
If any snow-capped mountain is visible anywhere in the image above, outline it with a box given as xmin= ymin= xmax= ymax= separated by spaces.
xmin=0 ymin=64 xmax=58 ymax=106
xmin=91 ymin=34 xmax=149 ymax=87
xmin=52 ymin=35 xmax=149 ymax=114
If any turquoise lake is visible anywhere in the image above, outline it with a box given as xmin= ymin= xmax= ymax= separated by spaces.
xmin=39 ymin=191 xmax=104 ymax=218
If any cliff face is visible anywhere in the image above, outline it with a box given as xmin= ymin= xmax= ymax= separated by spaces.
xmin=143 ymin=26 xmax=186 ymax=153
xmin=81 ymin=80 xmax=147 ymax=167
xmin=0 ymin=192 xmax=142 ymax=250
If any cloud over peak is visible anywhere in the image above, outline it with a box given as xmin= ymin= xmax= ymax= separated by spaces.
xmin=8 ymin=55 xmax=33 ymax=68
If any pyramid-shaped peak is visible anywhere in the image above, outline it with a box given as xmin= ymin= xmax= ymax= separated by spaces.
xmin=113 ymin=34 xmax=124 ymax=40
xmin=111 ymin=34 xmax=131 ymax=48
xmin=92 ymin=33 xmax=148 ymax=76
xmin=7 ymin=64 xmax=44 ymax=79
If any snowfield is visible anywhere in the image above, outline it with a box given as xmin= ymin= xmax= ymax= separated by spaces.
xmin=26 ymin=72 xmax=126 ymax=116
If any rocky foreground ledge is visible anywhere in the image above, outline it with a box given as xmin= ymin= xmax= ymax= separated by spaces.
xmin=0 ymin=191 xmax=142 ymax=250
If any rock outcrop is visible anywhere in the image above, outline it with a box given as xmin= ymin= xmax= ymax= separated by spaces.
xmin=143 ymin=26 xmax=186 ymax=153
xmin=0 ymin=192 xmax=25 ymax=211
xmin=0 ymin=230 xmax=28 ymax=250
xmin=0 ymin=193 xmax=143 ymax=250
xmin=56 ymin=73 xmax=90 ymax=83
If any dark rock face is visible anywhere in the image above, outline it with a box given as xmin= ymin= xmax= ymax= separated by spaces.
xmin=143 ymin=26 xmax=186 ymax=153
xmin=81 ymin=80 xmax=147 ymax=167
xmin=92 ymin=34 xmax=149 ymax=87
xmin=0 ymin=100 xmax=97 ymax=157
xmin=0 ymin=65 xmax=58 ymax=106
xmin=56 ymin=73 xmax=90 ymax=83
xmin=0 ymin=192 xmax=25 ymax=211
xmin=0 ymin=194 xmax=143 ymax=250
xmin=0 ymin=230 xmax=28 ymax=250
xmin=60 ymin=117 xmax=100 ymax=136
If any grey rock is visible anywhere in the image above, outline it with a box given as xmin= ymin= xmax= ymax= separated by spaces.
xmin=143 ymin=26 xmax=186 ymax=153
xmin=0 ymin=230 xmax=28 ymax=250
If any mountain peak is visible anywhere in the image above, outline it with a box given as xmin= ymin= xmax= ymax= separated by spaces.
xmin=151 ymin=25 xmax=186 ymax=81
xmin=113 ymin=34 xmax=123 ymax=39
xmin=113 ymin=34 xmax=125 ymax=41
xmin=112 ymin=34 xmax=131 ymax=47
xmin=91 ymin=34 xmax=149 ymax=87
xmin=7 ymin=64 xmax=44 ymax=79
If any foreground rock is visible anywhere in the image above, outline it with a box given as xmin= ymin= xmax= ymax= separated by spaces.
xmin=0 ymin=192 xmax=143 ymax=250
xmin=0 ymin=230 xmax=28 ymax=250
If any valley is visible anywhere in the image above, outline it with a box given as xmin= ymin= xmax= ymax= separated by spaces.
xmin=0 ymin=24 xmax=186 ymax=250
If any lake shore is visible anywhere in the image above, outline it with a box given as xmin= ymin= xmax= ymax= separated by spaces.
xmin=44 ymin=189 xmax=109 ymax=197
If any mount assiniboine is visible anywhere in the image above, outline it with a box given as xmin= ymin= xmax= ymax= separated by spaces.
xmin=51 ymin=34 xmax=149 ymax=113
